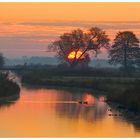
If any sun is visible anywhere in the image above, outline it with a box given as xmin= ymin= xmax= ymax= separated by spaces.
xmin=67 ymin=50 xmax=83 ymax=60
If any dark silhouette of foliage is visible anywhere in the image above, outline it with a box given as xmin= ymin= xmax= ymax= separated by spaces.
xmin=135 ymin=56 xmax=140 ymax=70
xmin=48 ymin=27 xmax=110 ymax=68
xmin=0 ymin=53 xmax=4 ymax=69
xmin=0 ymin=72 xmax=20 ymax=98
xmin=109 ymin=31 xmax=140 ymax=72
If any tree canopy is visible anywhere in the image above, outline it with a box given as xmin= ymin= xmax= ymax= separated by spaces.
xmin=48 ymin=27 xmax=110 ymax=68
xmin=0 ymin=53 xmax=4 ymax=69
xmin=109 ymin=31 xmax=140 ymax=71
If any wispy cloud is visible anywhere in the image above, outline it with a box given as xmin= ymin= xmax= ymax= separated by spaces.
xmin=0 ymin=21 xmax=140 ymax=58
xmin=20 ymin=21 xmax=140 ymax=29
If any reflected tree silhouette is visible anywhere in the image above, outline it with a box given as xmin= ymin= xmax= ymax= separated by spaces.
xmin=0 ymin=95 xmax=19 ymax=110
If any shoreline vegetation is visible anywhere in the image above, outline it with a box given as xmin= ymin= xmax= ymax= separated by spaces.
xmin=19 ymin=67 xmax=140 ymax=112
xmin=0 ymin=72 xmax=20 ymax=102
xmin=20 ymin=66 xmax=140 ymax=129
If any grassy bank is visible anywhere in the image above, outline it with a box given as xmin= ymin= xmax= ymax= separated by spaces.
xmin=19 ymin=68 xmax=140 ymax=112
xmin=108 ymin=80 xmax=140 ymax=112
xmin=0 ymin=72 xmax=20 ymax=99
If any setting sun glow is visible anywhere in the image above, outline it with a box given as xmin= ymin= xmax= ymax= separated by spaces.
xmin=0 ymin=3 xmax=140 ymax=58
xmin=67 ymin=50 xmax=83 ymax=60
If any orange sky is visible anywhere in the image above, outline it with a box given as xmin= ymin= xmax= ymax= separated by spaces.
xmin=0 ymin=2 xmax=140 ymax=22
xmin=0 ymin=2 xmax=140 ymax=58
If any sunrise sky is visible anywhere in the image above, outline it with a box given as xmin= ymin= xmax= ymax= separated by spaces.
xmin=1 ymin=3 xmax=140 ymax=22
xmin=0 ymin=2 xmax=140 ymax=58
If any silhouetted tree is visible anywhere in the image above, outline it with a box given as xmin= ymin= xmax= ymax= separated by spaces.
xmin=48 ymin=27 xmax=109 ymax=68
xmin=0 ymin=53 xmax=4 ymax=69
xmin=109 ymin=31 xmax=140 ymax=72
xmin=136 ymin=57 xmax=140 ymax=70
xmin=135 ymin=45 xmax=140 ymax=70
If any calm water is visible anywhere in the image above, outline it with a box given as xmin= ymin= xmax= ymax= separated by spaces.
xmin=0 ymin=86 xmax=140 ymax=137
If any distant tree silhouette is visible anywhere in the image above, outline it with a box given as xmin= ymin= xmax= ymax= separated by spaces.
xmin=48 ymin=27 xmax=109 ymax=68
xmin=109 ymin=31 xmax=140 ymax=72
xmin=0 ymin=53 xmax=4 ymax=69
xmin=136 ymin=57 xmax=140 ymax=70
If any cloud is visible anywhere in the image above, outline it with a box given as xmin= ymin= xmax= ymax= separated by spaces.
xmin=19 ymin=21 xmax=140 ymax=30
xmin=0 ymin=21 xmax=140 ymax=58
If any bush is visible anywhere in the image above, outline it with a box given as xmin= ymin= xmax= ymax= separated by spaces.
xmin=0 ymin=72 xmax=20 ymax=98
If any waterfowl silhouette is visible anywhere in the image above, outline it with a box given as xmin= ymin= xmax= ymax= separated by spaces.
xmin=78 ymin=101 xmax=88 ymax=104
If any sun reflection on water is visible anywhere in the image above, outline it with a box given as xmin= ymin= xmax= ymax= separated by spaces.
xmin=0 ymin=87 xmax=139 ymax=137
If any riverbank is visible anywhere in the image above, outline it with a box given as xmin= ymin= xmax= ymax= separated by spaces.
xmin=20 ymin=68 xmax=140 ymax=113
xmin=0 ymin=72 xmax=20 ymax=101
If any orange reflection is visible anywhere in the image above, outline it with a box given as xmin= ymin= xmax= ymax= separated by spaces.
xmin=83 ymin=94 xmax=95 ymax=104
xmin=0 ymin=88 xmax=139 ymax=137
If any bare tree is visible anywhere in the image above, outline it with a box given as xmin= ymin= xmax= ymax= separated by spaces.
xmin=48 ymin=27 xmax=110 ymax=68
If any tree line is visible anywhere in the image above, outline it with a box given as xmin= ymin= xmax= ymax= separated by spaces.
xmin=48 ymin=27 xmax=140 ymax=72
xmin=0 ymin=53 xmax=4 ymax=69
xmin=0 ymin=27 xmax=140 ymax=73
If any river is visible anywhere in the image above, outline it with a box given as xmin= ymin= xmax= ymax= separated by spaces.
xmin=0 ymin=86 xmax=140 ymax=137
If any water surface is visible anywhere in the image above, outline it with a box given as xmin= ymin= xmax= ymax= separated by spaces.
xmin=0 ymin=87 xmax=140 ymax=137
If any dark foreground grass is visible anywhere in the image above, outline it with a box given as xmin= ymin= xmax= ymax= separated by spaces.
xmin=108 ymin=80 xmax=140 ymax=112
